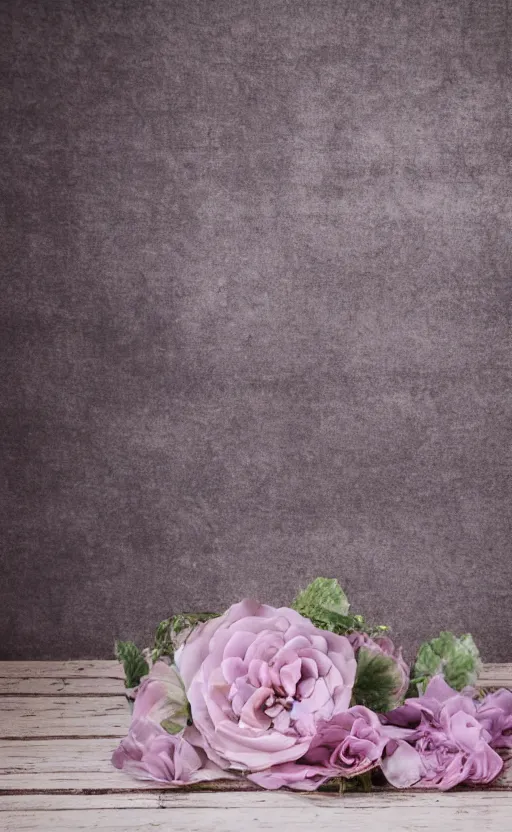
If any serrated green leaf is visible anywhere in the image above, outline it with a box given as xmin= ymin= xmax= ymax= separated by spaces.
xmin=114 ymin=640 xmax=149 ymax=689
xmin=412 ymin=631 xmax=482 ymax=693
xmin=293 ymin=577 xmax=350 ymax=621
xmin=292 ymin=578 xmax=389 ymax=637
xmin=352 ymin=646 xmax=403 ymax=713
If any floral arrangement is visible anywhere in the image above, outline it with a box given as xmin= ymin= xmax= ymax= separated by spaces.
xmin=112 ymin=578 xmax=511 ymax=791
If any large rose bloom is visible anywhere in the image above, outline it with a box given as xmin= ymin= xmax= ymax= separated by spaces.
xmin=175 ymin=599 xmax=357 ymax=771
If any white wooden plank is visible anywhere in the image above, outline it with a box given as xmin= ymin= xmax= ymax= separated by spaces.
xmin=478 ymin=664 xmax=512 ymax=687
xmin=0 ymin=697 xmax=130 ymax=738
xmin=0 ymin=771 xmax=167 ymax=791
xmin=3 ymin=795 xmax=512 ymax=832
xmin=0 ymin=677 xmax=125 ymax=696
xmin=0 ymin=738 xmax=141 ymax=791
xmin=0 ymin=738 xmax=119 ymax=774
xmin=0 ymin=738 xmax=253 ymax=791
xmin=0 ymin=662 xmax=124 ymax=679
xmin=1 ymin=790 xmax=511 ymax=812
xmin=0 ymin=792 xmax=309 ymax=810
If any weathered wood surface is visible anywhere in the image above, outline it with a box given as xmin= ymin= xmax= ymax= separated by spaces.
xmin=0 ymin=661 xmax=511 ymax=830
xmin=2 ymin=793 xmax=512 ymax=831
xmin=0 ymin=661 xmax=124 ymax=679
xmin=0 ymin=676 xmax=124 ymax=696
xmin=476 ymin=664 xmax=512 ymax=687
xmin=0 ymin=696 xmax=130 ymax=738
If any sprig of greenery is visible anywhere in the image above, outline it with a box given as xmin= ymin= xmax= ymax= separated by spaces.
xmin=115 ymin=640 xmax=149 ymax=689
xmin=151 ymin=619 xmax=175 ymax=664
xmin=292 ymin=577 xmax=388 ymax=637
xmin=151 ymin=612 xmax=219 ymax=664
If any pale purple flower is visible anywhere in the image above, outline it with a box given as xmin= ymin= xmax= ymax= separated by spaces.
xmin=112 ymin=720 xmax=228 ymax=785
xmin=381 ymin=676 xmax=504 ymax=789
xmin=112 ymin=660 xmax=230 ymax=785
xmin=349 ymin=632 xmax=410 ymax=706
xmin=305 ymin=705 xmax=388 ymax=776
xmin=248 ymin=704 xmax=388 ymax=790
xmin=476 ymin=689 xmax=512 ymax=750
xmin=174 ymin=599 xmax=357 ymax=772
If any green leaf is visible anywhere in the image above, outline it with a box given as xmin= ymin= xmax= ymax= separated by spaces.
xmin=114 ymin=640 xmax=149 ymax=689
xmin=412 ymin=631 xmax=482 ymax=693
xmin=293 ymin=577 xmax=350 ymax=621
xmin=352 ymin=646 xmax=403 ymax=713
xmin=292 ymin=577 xmax=389 ymax=637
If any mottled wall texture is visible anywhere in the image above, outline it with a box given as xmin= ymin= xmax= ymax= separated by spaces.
xmin=1 ymin=0 xmax=511 ymax=660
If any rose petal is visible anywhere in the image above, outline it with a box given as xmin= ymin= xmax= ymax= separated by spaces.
xmin=382 ymin=740 xmax=425 ymax=788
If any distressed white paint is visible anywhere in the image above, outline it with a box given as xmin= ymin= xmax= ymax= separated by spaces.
xmin=0 ymin=696 xmax=130 ymax=738
xmin=0 ymin=661 xmax=124 ymax=679
xmin=3 ymin=796 xmax=512 ymax=832
xmin=0 ymin=676 xmax=125 ymax=695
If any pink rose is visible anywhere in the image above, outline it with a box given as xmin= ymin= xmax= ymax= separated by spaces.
xmin=112 ymin=720 xmax=229 ymax=785
xmin=112 ymin=720 xmax=197 ymax=784
xmin=112 ymin=661 xmax=230 ymax=785
xmin=381 ymin=676 xmax=504 ymax=789
xmin=305 ymin=705 xmax=387 ymax=776
xmin=476 ymin=689 xmax=512 ymax=750
xmin=175 ymin=599 xmax=357 ymax=772
xmin=249 ymin=705 xmax=387 ymax=790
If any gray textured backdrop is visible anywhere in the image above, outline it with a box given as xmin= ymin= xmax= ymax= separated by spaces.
xmin=1 ymin=0 xmax=511 ymax=661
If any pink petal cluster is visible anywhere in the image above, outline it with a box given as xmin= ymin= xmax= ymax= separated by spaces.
xmin=112 ymin=719 xmax=220 ymax=784
xmin=111 ymin=661 xmax=229 ymax=785
xmin=174 ymin=600 xmax=357 ymax=772
xmin=476 ymin=688 xmax=512 ymax=750
xmin=381 ymin=676 xmax=509 ymax=790
xmin=249 ymin=705 xmax=388 ymax=790
xmin=306 ymin=705 xmax=389 ymax=775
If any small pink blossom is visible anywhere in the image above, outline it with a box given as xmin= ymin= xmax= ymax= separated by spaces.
xmin=476 ymin=689 xmax=512 ymax=750
xmin=381 ymin=676 xmax=504 ymax=790
xmin=248 ymin=705 xmax=388 ymax=790
xmin=131 ymin=661 xmax=188 ymax=732
xmin=112 ymin=720 xmax=221 ymax=785
xmin=112 ymin=661 xmax=230 ymax=785
xmin=305 ymin=705 xmax=388 ymax=776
